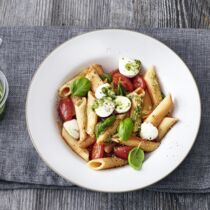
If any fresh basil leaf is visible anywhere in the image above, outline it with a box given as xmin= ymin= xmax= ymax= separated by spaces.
xmin=71 ymin=77 xmax=91 ymax=96
xmin=95 ymin=115 xmax=116 ymax=139
xmin=116 ymin=82 xmax=126 ymax=96
xmin=128 ymin=147 xmax=144 ymax=170
xmin=100 ymin=73 xmax=112 ymax=83
xmin=118 ymin=117 xmax=134 ymax=141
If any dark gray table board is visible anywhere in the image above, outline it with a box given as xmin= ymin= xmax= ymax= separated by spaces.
xmin=0 ymin=0 xmax=209 ymax=28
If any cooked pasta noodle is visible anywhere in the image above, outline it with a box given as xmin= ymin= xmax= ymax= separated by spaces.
xmin=86 ymin=91 xmax=98 ymax=137
xmin=144 ymin=66 xmax=163 ymax=107
xmin=62 ymin=128 xmax=89 ymax=161
xmin=112 ymin=136 xmax=160 ymax=152
xmin=145 ymin=94 xmax=173 ymax=127
xmin=90 ymin=64 xmax=104 ymax=76
xmin=79 ymin=135 xmax=96 ymax=148
xmin=87 ymin=157 xmax=127 ymax=170
xmin=85 ymin=68 xmax=104 ymax=92
xmin=158 ymin=117 xmax=178 ymax=141
xmin=58 ymin=67 xmax=90 ymax=97
xmin=142 ymin=90 xmax=153 ymax=119
xmin=127 ymin=88 xmax=145 ymax=132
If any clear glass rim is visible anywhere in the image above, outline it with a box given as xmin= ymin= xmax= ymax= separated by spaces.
xmin=0 ymin=75 xmax=6 ymax=102
xmin=0 ymin=71 xmax=9 ymax=107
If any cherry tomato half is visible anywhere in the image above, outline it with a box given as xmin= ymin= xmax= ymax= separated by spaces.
xmin=114 ymin=146 xmax=133 ymax=160
xmin=110 ymin=69 xmax=119 ymax=76
xmin=112 ymin=71 xmax=134 ymax=92
xmin=91 ymin=143 xmax=105 ymax=159
xmin=132 ymin=75 xmax=147 ymax=90
xmin=58 ymin=97 xmax=75 ymax=122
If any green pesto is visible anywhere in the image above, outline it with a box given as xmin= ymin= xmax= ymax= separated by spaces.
xmin=92 ymin=97 xmax=113 ymax=111
xmin=150 ymin=72 xmax=162 ymax=99
xmin=101 ymin=86 xmax=115 ymax=97
xmin=92 ymin=100 xmax=99 ymax=111
xmin=127 ymin=92 xmax=144 ymax=132
xmin=125 ymin=59 xmax=141 ymax=71
xmin=132 ymin=105 xmax=142 ymax=121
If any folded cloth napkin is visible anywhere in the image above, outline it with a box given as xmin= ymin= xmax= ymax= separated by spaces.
xmin=0 ymin=27 xmax=209 ymax=193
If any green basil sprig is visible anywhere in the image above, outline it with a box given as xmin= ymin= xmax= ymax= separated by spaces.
xmin=128 ymin=147 xmax=144 ymax=170
xmin=116 ymin=82 xmax=126 ymax=96
xmin=95 ymin=115 xmax=116 ymax=139
xmin=118 ymin=117 xmax=133 ymax=141
xmin=71 ymin=77 xmax=91 ymax=96
xmin=100 ymin=73 xmax=112 ymax=83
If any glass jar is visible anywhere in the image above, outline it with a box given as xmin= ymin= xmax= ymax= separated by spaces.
xmin=0 ymin=71 xmax=9 ymax=120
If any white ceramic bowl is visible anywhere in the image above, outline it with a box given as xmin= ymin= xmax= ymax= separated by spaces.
xmin=26 ymin=29 xmax=201 ymax=192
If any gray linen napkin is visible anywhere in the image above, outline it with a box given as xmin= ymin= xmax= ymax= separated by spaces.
xmin=0 ymin=27 xmax=209 ymax=193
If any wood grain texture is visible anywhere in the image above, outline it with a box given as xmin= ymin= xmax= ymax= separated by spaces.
xmin=0 ymin=0 xmax=53 ymax=26
xmin=0 ymin=0 xmax=209 ymax=28
xmin=0 ymin=189 xmax=210 ymax=210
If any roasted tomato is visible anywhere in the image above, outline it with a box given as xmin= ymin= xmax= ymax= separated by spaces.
xmin=112 ymin=71 xmax=134 ymax=92
xmin=114 ymin=146 xmax=133 ymax=160
xmin=58 ymin=97 xmax=75 ymax=122
xmin=132 ymin=75 xmax=147 ymax=90
xmin=110 ymin=69 xmax=119 ymax=76
xmin=91 ymin=143 xmax=105 ymax=159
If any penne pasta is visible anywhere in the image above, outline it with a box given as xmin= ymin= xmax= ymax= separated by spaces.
xmin=85 ymin=68 xmax=104 ymax=92
xmin=112 ymin=136 xmax=160 ymax=152
xmin=58 ymin=64 xmax=104 ymax=97
xmin=127 ymin=87 xmax=145 ymax=132
xmin=144 ymin=94 xmax=173 ymax=127
xmin=158 ymin=117 xmax=178 ymax=141
xmin=58 ymin=67 xmax=90 ymax=97
xmin=79 ymin=135 xmax=96 ymax=148
xmin=62 ymin=128 xmax=89 ymax=161
xmin=97 ymin=114 xmax=126 ymax=144
xmin=142 ymin=90 xmax=153 ymax=119
xmin=86 ymin=91 xmax=98 ymax=137
xmin=87 ymin=157 xmax=127 ymax=170
xmin=72 ymin=97 xmax=87 ymax=142
xmin=90 ymin=64 xmax=104 ymax=76
xmin=144 ymin=66 xmax=163 ymax=107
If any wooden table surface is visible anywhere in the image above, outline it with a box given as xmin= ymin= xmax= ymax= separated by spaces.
xmin=0 ymin=0 xmax=210 ymax=209
xmin=0 ymin=0 xmax=209 ymax=28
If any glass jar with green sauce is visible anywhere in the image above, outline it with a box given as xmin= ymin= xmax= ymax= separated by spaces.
xmin=0 ymin=71 xmax=9 ymax=120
